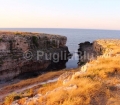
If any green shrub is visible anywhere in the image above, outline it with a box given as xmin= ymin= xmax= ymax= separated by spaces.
xmin=25 ymin=88 xmax=34 ymax=97
xmin=15 ymin=32 xmax=21 ymax=35
xmin=4 ymin=93 xmax=22 ymax=105
xmin=0 ymin=38 xmax=2 ymax=42
xmin=9 ymin=40 xmax=13 ymax=51
xmin=0 ymin=59 xmax=3 ymax=64
xmin=51 ymin=40 xmax=57 ymax=48
xmin=32 ymin=36 xmax=39 ymax=48
xmin=80 ymin=61 xmax=86 ymax=65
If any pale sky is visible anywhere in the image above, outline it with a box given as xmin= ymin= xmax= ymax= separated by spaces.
xmin=0 ymin=0 xmax=120 ymax=30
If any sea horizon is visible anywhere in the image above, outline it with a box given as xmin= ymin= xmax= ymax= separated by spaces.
xmin=0 ymin=28 xmax=120 ymax=31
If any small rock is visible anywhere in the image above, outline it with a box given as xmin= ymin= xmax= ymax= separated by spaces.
xmin=11 ymin=100 xmax=19 ymax=105
xmin=64 ymin=84 xmax=78 ymax=90
xmin=63 ymin=79 xmax=69 ymax=85
xmin=71 ymin=72 xmax=82 ymax=80
xmin=116 ymin=84 xmax=120 ymax=89
xmin=58 ymin=72 xmax=74 ymax=81
xmin=34 ymin=94 xmax=42 ymax=98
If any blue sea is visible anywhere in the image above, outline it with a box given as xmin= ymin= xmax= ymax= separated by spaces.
xmin=0 ymin=28 xmax=120 ymax=69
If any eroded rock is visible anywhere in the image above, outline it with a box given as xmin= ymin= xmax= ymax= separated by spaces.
xmin=0 ymin=32 xmax=69 ymax=81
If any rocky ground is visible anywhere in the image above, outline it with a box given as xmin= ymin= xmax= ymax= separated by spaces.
xmin=7 ymin=39 xmax=120 ymax=105
xmin=0 ymin=69 xmax=77 ymax=105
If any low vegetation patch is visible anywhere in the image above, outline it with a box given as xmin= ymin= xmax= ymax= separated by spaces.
xmin=32 ymin=36 xmax=39 ymax=48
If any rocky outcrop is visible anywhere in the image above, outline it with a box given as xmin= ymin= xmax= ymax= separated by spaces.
xmin=78 ymin=41 xmax=93 ymax=53
xmin=78 ymin=39 xmax=120 ymax=65
xmin=0 ymin=31 xmax=69 ymax=81
xmin=78 ymin=41 xmax=96 ymax=65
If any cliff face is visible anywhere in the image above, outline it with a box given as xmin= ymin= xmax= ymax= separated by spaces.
xmin=78 ymin=41 xmax=96 ymax=65
xmin=78 ymin=39 xmax=120 ymax=65
xmin=0 ymin=32 xmax=69 ymax=81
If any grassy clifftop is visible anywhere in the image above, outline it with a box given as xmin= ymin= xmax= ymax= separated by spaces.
xmin=93 ymin=39 xmax=120 ymax=56
xmin=4 ymin=39 xmax=120 ymax=105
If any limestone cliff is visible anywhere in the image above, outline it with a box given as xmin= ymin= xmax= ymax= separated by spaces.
xmin=0 ymin=31 xmax=69 ymax=81
xmin=78 ymin=39 xmax=120 ymax=65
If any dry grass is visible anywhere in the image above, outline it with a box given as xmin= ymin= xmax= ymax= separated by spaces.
xmin=0 ymin=70 xmax=76 ymax=96
xmin=36 ymin=77 xmax=109 ymax=105
xmin=29 ymin=55 xmax=120 ymax=105
xmin=1 ymin=69 xmax=77 ymax=105
xmin=4 ymin=55 xmax=120 ymax=105
xmin=86 ymin=56 xmax=120 ymax=78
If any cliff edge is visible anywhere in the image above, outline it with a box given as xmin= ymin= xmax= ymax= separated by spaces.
xmin=0 ymin=31 xmax=69 ymax=81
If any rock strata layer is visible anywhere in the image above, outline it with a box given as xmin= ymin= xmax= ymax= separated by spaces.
xmin=0 ymin=31 xmax=69 ymax=81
